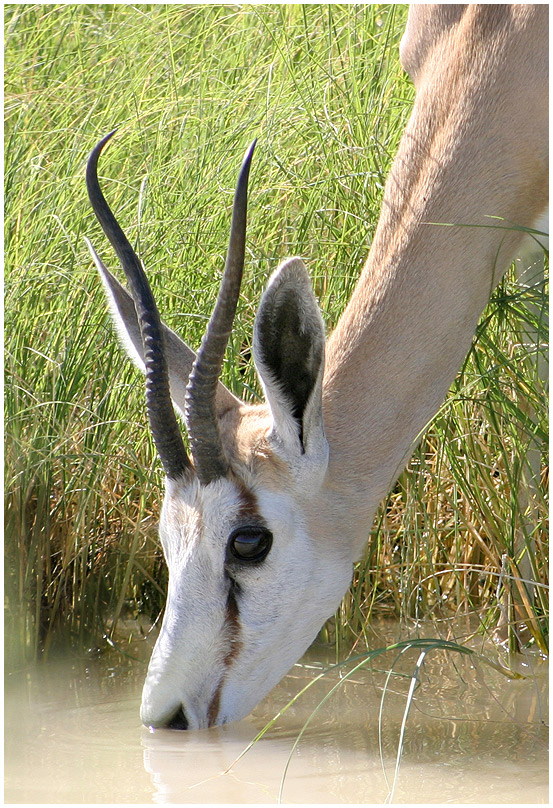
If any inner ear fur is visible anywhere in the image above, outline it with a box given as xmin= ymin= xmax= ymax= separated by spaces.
xmin=253 ymin=257 xmax=326 ymax=453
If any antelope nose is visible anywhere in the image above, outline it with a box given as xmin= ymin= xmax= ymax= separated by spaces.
xmin=166 ymin=705 xmax=189 ymax=730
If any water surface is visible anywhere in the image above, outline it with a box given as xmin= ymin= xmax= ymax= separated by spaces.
xmin=5 ymin=621 xmax=548 ymax=803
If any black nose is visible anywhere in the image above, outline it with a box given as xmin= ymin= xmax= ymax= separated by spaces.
xmin=166 ymin=705 xmax=189 ymax=730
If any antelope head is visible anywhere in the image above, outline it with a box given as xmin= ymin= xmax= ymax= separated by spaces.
xmin=86 ymin=132 xmax=353 ymax=729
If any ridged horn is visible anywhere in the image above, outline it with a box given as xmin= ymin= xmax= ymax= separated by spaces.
xmin=86 ymin=130 xmax=193 ymax=481
xmin=185 ymin=140 xmax=256 ymax=485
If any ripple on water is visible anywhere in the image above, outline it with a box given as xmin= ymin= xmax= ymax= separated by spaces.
xmin=5 ymin=624 xmax=548 ymax=804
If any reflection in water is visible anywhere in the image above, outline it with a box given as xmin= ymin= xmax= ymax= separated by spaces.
xmin=5 ymin=621 xmax=548 ymax=804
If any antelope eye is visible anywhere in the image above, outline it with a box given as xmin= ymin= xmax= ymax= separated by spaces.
xmin=228 ymin=526 xmax=273 ymax=562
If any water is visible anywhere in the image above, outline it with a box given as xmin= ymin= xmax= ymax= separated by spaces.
xmin=5 ymin=621 xmax=548 ymax=804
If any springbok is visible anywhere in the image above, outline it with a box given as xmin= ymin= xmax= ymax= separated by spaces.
xmin=86 ymin=4 xmax=548 ymax=730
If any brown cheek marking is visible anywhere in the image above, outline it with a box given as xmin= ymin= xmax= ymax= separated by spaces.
xmin=236 ymin=481 xmax=267 ymax=526
xmin=208 ymin=483 xmax=263 ymax=728
xmin=207 ymin=590 xmax=243 ymax=727
xmin=224 ymin=588 xmax=243 ymax=665
xmin=207 ymin=686 xmax=222 ymax=728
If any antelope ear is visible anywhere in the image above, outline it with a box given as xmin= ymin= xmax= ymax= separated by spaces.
xmin=86 ymin=239 xmax=241 ymax=418
xmin=253 ymin=257 xmax=327 ymax=457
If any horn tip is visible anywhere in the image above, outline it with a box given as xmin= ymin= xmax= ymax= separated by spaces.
xmin=243 ymin=138 xmax=257 ymax=166
xmin=88 ymin=128 xmax=119 ymax=167
xmin=99 ymin=127 xmax=119 ymax=147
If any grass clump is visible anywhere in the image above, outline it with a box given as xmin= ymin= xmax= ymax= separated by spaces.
xmin=5 ymin=4 xmax=547 ymax=665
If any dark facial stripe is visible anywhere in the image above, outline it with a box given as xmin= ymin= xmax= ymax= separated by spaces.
xmin=207 ymin=685 xmax=222 ymax=727
xmin=224 ymin=587 xmax=242 ymax=666
xmin=207 ymin=483 xmax=263 ymax=727
xmin=236 ymin=482 xmax=265 ymax=525
xmin=208 ymin=587 xmax=243 ymax=727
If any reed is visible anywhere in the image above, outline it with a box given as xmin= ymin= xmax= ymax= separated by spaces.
xmin=5 ymin=4 xmax=547 ymax=666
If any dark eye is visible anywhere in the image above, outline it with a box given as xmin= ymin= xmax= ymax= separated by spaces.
xmin=228 ymin=526 xmax=273 ymax=563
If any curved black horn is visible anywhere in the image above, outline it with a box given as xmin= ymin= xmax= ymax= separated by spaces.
xmin=86 ymin=131 xmax=193 ymax=481
xmin=185 ymin=140 xmax=256 ymax=485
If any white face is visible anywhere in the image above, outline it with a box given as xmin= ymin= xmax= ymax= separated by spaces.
xmin=140 ymin=475 xmax=352 ymax=730
xmin=93 ymin=247 xmax=348 ymax=729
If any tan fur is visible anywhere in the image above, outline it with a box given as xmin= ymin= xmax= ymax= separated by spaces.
xmin=213 ymin=5 xmax=548 ymax=559
xmin=218 ymin=404 xmax=295 ymax=492
xmin=321 ymin=4 xmax=547 ymax=553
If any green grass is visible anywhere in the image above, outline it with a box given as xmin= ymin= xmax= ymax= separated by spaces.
xmin=5 ymin=4 xmax=547 ymax=667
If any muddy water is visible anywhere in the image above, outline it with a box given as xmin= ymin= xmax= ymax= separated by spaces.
xmin=5 ymin=622 xmax=548 ymax=804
